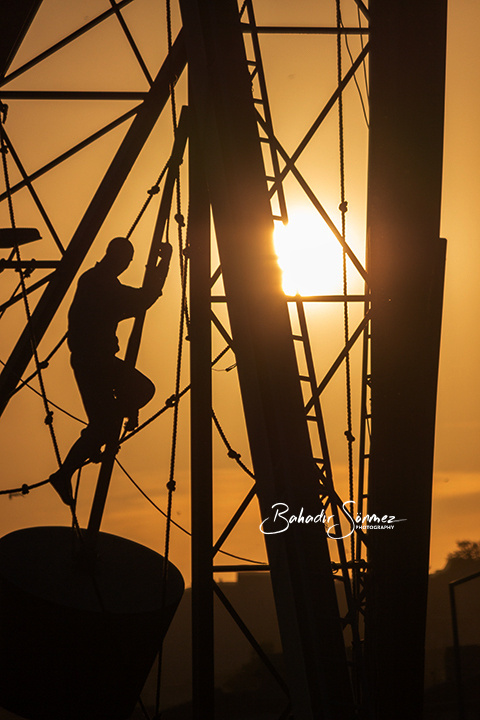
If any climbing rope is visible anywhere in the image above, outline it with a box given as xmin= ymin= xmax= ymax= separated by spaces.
xmin=115 ymin=457 xmax=266 ymax=566
xmin=154 ymin=5 xmax=185 ymax=714
xmin=335 ymin=0 xmax=356 ymax=563
xmin=0 ymin=345 xmax=232 ymax=496
xmin=9 ymin=331 xmax=68 ymax=398
xmin=212 ymin=409 xmax=255 ymax=481
xmin=125 ymin=159 xmax=170 ymax=240
xmin=0 ymin=107 xmax=62 ymax=468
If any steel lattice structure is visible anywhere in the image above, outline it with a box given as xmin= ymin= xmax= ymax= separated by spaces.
xmin=0 ymin=1 xmax=447 ymax=719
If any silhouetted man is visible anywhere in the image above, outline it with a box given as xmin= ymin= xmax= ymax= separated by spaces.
xmin=49 ymin=236 xmax=172 ymax=506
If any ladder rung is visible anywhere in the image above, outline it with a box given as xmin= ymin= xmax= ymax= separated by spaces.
xmin=306 ymin=415 xmax=317 ymax=422
xmin=272 ymin=214 xmax=284 ymax=221
xmin=299 ymin=375 xmax=310 ymax=382
xmin=292 ymin=334 xmax=303 ymax=341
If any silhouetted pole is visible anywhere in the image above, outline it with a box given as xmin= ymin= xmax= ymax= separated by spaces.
xmin=449 ymin=582 xmax=465 ymax=720
xmin=365 ymin=0 xmax=448 ymax=717
xmin=188 ymin=108 xmax=215 ymax=719
xmin=449 ymin=571 xmax=480 ymax=720
xmin=180 ymin=1 xmax=354 ymax=718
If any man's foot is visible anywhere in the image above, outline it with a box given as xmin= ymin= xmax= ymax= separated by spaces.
xmin=49 ymin=469 xmax=73 ymax=507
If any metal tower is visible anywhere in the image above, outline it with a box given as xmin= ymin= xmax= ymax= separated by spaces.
xmin=0 ymin=1 xmax=447 ymax=719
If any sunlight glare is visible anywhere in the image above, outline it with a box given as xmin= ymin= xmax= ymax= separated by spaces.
xmin=274 ymin=210 xmax=344 ymax=296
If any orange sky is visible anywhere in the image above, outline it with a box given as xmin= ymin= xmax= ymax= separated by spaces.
xmin=0 ymin=0 xmax=479 ymax=586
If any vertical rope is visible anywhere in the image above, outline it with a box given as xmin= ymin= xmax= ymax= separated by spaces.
xmin=154 ymin=5 xmax=186 ymax=715
xmin=335 ymin=0 xmax=355 ymax=563
xmin=0 ymin=112 xmax=62 ymax=468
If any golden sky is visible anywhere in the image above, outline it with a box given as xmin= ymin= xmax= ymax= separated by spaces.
xmin=0 ymin=0 xmax=479 ymax=585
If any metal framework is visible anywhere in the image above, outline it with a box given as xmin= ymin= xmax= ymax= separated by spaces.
xmin=0 ymin=1 xmax=447 ymax=719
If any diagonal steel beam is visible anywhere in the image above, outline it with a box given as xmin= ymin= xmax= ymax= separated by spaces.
xmin=0 ymin=0 xmax=43 ymax=78
xmin=0 ymin=0 xmax=136 ymax=86
xmin=180 ymin=1 xmax=354 ymax=717
xmin=262 ymin=118 xmax=369 ymax=284
xmin=0 ymin=31 xmax=187 ymax=415
xmin=277 ymin=42 xmax=370 ymax=179
xmin=0 ymin=107 xmax=140 ymax=203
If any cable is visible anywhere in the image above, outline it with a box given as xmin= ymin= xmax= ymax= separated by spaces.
xmin=9 ymin=331 xmax=69 ymax=397
xmin=341 ymin=18 xmax=369 ymax=128
xmin=155 ymin=6 xmax=184 ymax=711
xmin=335 ymin=0 xmax=356 ymax=563
xmin=125 ymin=159 xmax=170 ymax=240
xmin=0 ymin=346 xmax=233 ymax=497
xmin=357 ymin=6 xmax=369 ymax=103
xmin=115 ymin=457 xmax=266 ymax=566
xmin=0 ymin=109 xmax=62 ymax=469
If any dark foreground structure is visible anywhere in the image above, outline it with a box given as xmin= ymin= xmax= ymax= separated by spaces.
xmin=0 ymin=1 xmax=448 ymax=718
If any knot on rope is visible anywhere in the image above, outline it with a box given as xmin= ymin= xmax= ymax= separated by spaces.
xmin=22 ymin=259 xmax=36 ymax=278
xmin=44 ymin=410 xmax=54 ymax=426
xmin=174 ymin=213 xmax=185 ymax=227
xmin=21 ymin=483 xmax=29 ymax=495
xmin=0 ymin=102 xmax=8 ymax=124
xmin=339 ymin=200 xmax=348 ymax=214
xmin=228 ymin=449 xmax=241 ymax=461
xmin=344 ymin=430 xmax=355 ymax=443
xmin=0 ymin=145 xmax=8 ymax=156
xmin=147 ymin=185 xmax=160 ymax=196
xmin=165 ymin=394 xmax=177 ymax=408
xmin=166 ymin=479 xmax=176 ymax=492
xmin=39 ymin=360 xmax=49 ymax=371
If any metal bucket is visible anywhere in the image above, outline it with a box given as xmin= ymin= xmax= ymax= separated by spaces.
xmin=0 ymin=526 xmax=184 ymax=720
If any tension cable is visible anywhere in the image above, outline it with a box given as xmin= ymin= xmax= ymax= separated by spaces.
xmin=335 ymin=1 xmax=356 ymax=563
xmin=0 ymin=105 xmax=62 ymax=468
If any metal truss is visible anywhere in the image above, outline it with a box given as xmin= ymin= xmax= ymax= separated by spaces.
xmin=0 ymin=1 xmax=448 ymax=719
xmin=200 ymin=2 xmax=372 ymax=715
xmin=0 ymin=0 xmax=371 ymax=716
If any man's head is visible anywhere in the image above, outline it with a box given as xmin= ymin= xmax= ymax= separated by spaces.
xmin=104 ymin=237 xmax=134 ymax=276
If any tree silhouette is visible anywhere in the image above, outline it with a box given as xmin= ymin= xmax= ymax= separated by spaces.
xmin=448 ymin=540 xmax=480 ymax=561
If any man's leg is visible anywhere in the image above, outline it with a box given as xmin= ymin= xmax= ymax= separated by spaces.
xmin=49 ymin=357 xmax=118 ymax=505
xmin=112 ymin=358 xmax=155 ymax=431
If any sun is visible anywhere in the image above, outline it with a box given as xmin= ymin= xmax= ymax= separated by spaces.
xmin=273 ymin=210 xmax=344 ymax=296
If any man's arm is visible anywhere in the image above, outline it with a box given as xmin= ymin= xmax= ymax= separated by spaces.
xmin=155 ymin=241 xmax=173 ymax=290
xmin=115 ymin=242 xmax=173 ymax=320
xmin=142 ymin=241 xmax=173 ymax=307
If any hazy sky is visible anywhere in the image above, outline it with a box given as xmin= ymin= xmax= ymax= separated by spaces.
xmin=0 ymin=0 xmax=479 ymax=582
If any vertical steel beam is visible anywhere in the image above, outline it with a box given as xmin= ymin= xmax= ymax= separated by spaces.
xmin=365 ymin=1 xmax=448 ymax=717
xmin=180 ymin=1 xmax=354 ymax=717
xmin=188 ymin=110 xmax=214 ymax=717
xmin=0 ymin=33 xmax=186 ymax=415
xmin=86 ymin=110 xmax=189 ymax=547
